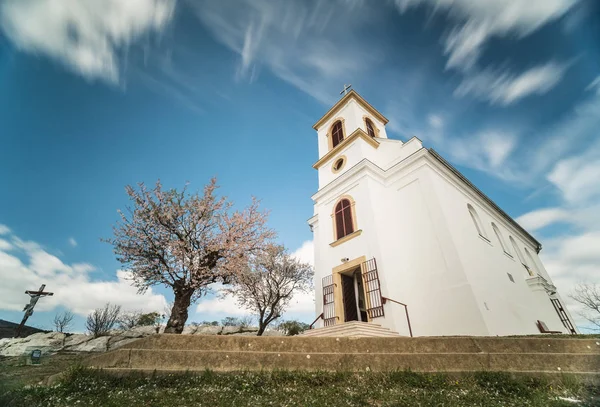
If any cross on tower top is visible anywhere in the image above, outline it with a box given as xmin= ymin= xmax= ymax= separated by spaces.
xmin=340 ymin=84 xmax=352 ymax=95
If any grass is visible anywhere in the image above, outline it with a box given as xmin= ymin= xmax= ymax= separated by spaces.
xmin=0 ymin=353 xmax=85 ymax=389
xmin=1 ymin=366 xmax=598 ymax=407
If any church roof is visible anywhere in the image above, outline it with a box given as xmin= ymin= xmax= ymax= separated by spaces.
xmin=313 ymin=90 xmax=389 ymax=130
xmin=429 ymin=149 xmax=542 ymax=253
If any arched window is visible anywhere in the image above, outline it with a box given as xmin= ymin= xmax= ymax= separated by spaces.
xmin=491 ymin=223 xmax=509 ymax=254
xmin=510 ymin=236 xmax=533 ymax=276
xmin=334 ymin=198 xmax=354 ymax=239
xmin=331 ymin=120 xmax=344 ymax=148
xmin=524 ymin=248 xmax=538 ymax=275
xmin=365 ymin=118 xmax=376 ymax=138
xmin=467 ymin=204 xmax=486 ymax=238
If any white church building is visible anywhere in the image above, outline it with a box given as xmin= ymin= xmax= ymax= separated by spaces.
xmin=308 ymin=89 xmax=578 ymax=337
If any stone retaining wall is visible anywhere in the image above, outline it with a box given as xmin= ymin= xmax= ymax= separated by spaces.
xmin=0 ymin=325 xmax=282 ymax=357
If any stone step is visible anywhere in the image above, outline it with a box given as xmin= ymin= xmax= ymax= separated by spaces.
xmin=302 ymin=329 xmax=401 ymax=338
xmin=87 ymin=348 xmax=600 ymax=374
xmin=117 ymin=335 xmax=600 ymax=355
xmin=302 ymin=322 xmax=401 ymax=337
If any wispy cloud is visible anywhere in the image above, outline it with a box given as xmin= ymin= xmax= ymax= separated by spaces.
xmin=516 ymin=208 xmax=570 ymax=232
xmin=0 ymin=224 xmax=10 ymax=235
xmin=189 ymin=0 xmax=378 ymax=104
xmin=455 ymin=62 xmax=568 ymax=105
xmin=68 ymin=237 xmax=78 ymax=247
xmin=395 ymin=0 xmax=577 ymax=72
xmin=0 ymin=0 xmax=176 ymax=84
xmin=586 ymin=75 xmax=600 ymax=94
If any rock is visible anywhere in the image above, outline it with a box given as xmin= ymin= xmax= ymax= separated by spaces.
xmin=119 ymin=326 xmax=157 ymax=338
xmin=63 ymin=334 xmax=91 ymax=349
xmin=220 ymin=326 xmax=243 ymax=335
xmin=0 ymin=338 xmax=11 ymax=350
xmin=108 ymin=337 xmax=141 ymax=350
xmin=67 ymin=336 xmax=110 ymax=352
xmin=0 ymin=332 xmax=66 ymax=357
xmin=182 ymin=325 xmax=199 ymax=335
xmin=194 ymin=326 xmax=222 ymax=335
xmin=262 ymin=330 xmax=285 ymax=337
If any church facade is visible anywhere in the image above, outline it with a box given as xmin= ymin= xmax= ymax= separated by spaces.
xmin=308 ymin=90 xmax=578 ymax=336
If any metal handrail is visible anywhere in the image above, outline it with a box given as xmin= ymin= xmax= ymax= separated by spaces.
xmin=309 ymin=313 xmax=324 ymax=330
xmin=381 ymin=297 xmax=413 ymax=337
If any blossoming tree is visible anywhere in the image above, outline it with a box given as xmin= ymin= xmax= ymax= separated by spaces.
xmin=224 ymin=244 xmax=313 ymax=336
xmin=105 ymin=178 xmax=275 ymax=334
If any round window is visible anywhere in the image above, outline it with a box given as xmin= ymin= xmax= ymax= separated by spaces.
xmin=332 ymin=157 xmax=345 ymax=172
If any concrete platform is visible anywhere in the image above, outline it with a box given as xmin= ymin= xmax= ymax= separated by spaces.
xmin=85 ymin=334 xmax=600 ymax=383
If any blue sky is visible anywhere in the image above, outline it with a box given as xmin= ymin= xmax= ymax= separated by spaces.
xmin=0 ymin=0 xmax=599 ymax=333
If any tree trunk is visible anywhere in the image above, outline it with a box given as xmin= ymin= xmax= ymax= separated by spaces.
xmin=165 ymin=284 xmax=194 ymax=334
xmin=257 ymin=322 xmax=266 ymax=336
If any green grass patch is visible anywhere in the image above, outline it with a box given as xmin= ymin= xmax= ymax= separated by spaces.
xmin=1 ymin=367 xmax=598 ymax=407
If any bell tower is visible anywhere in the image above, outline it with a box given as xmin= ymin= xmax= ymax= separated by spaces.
xmin=311 ymin=88 xmax=390 ymax=189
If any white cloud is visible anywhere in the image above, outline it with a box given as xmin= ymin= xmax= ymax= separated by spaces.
xmin=395 ymin=0 xmax=577 ymax=71
xmin=195 ymin=240 xmax=316 ymax=320
xmin=427 ymin=114 xmax=443 ymax=129
xmin=190 ymin=0 xmax=377 ymax=104
xmin=547 ymin=155 xmax=600 ymax=204
xmin=68 ymin=237 xmax=78 ymax=247
xmin=0 ymin=230 xmax=167 ymax=317
xmin=0 ymin=239 xmax=13 ymax=251
xmin=586 ymin=76 xmax=600 ymax=94
xmin=195 ymin=291 xmax=250 ymax=318
xmin=0 ymin=0 xmax=175 ymax=84
xmin=516 ymin=208 xmax=569 ymax=231
xmin=0 ymin=224 xmax=10 ymax=235
xmin=455 ymin=62 xmax=568 ymax=105
xmin=291 ymin=240 xmax=314 ymax=267
xmin=448 ymin=130 xmax=518 ymax=175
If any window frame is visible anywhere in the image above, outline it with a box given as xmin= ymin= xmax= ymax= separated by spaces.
xmin=329 ymin=119 xmax=345 ymax=150
xmin=365 ymin=118 xmax=376 ymax=138
xmin=334 ymin=198 xmax=354 ymax=240
xmin=467 ymin=204 xmax=488 ymax=239
xmin=491 ymin=222 xmax=511 ymax=255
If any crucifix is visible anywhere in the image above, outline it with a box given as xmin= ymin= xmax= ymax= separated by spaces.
xmin=340 ymin=84 xmax=352 ymax=95
xmin=14 ymin=284 xmax=54 ymax=338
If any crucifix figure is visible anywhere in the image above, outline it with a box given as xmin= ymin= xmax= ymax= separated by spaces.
xmin=340 ymin=84 xmax=352 ymax=95
xmin=14 ymin=284 xmax=54 ymax=338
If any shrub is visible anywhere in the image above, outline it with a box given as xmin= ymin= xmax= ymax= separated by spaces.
xmin=277 ymin=320 xmax=309 ymax=336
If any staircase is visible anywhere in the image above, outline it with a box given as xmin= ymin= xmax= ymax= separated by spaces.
xmin=85 ymin=334 xmax=600 ymax=382
xmin=302 ymin=321 xmax=401 ymax=337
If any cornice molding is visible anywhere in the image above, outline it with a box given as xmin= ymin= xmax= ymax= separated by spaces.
xmin=313 ymin=90 xmax=389 ymax=130
xmin=313 ymin=128 xmax=379 ymax=170
xmin=311 ymin=148 xmax=541 ymax=251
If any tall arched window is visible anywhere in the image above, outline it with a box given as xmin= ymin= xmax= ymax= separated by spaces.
xmin=491 ymin=223 xmax=509 ymax=254
xmin=467 ymin=204 xmax=486 ymax=238
xmin=524 ymin=248 xmax=538 ymax=275
xmin=331 ymin=120 xmax=344 ymax=148
xmin=510 ymin=236 xmax=533 ymax=276
xmin=334 ymin=198 xmax=354 ymax=239
xmin=365 ymin=118 xmax=376 ymax=138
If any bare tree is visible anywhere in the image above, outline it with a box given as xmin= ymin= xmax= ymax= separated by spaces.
xmin=53 ymin=311 xmax=74 ymax=333
xmin=571 ymin=283 xmax=600 ymax=331
xmin=105 ymin=179 xmax=275 ymax=334
xmin=224 ymin=245 xmax=313 ymax=336
xmin=86 ymin=303 xmax=122 ymax=337
xmin=119 ymin=311 xmax=140 ymax=330
xmin=119 ymin=311 xmax=162 ymax=330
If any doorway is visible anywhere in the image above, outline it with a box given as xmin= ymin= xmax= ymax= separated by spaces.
xmin=341 ymin=268 xmax=368 ymax=322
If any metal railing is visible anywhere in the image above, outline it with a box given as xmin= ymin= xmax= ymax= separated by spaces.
xmin=382 ymin=297 xmax=413 ymax=337
xmin=309 ymin=313 xmax=324 ymax=330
